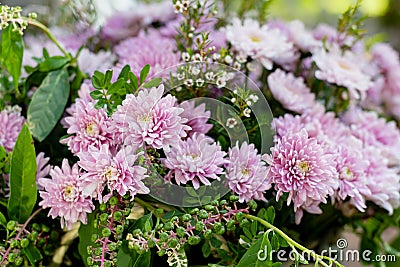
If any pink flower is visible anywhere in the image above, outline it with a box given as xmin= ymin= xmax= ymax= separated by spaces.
xmin=342 ymin=107 xmax=400 ymax=164
xmin=268 ymin=69 xmax=315 ymax=113
xmin=112 ymin=85 xmax=190 ymax=151
xmin=0 ymin=107 xmax=25 ymax=153
xmin=363 ymin=147 xmax=400 ymax=214
xmin=38 ymin=159 xmax=94 ymax=230
xmin=36 ymin=152 xmax=51 ymax=191
xmin=77 ymin=48 xmax=116 ymax=76
xmin=114 ymin=31 xmax=179 ymax=78
xmin=179 ymin=100 xmax=212 ymax=136
xmin=78 ymin=144 xmax=149 ymax=203
xmin=164 ymin=133 xmax=227 ymax=189
xmin=265 ymin=130 xmax=338 ymax=223
xmin=313 ymin=45 xmax=372 ymax=99
xmin=225 ymin=142 xmax=271 ymax=202
xmin=334 ymin=145 xmax=370 ymax=212
xmin=61 ymin=97 xmax=115 ymax=154
xmin=224 ymin=18 xmax=295 ymax=70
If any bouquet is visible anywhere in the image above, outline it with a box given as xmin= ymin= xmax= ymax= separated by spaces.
xmin=0 ymin=0 xmax=399 ymax=266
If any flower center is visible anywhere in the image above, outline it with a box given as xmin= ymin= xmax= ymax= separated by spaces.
xmin=138 ymin=113 xmax=152 ymax=124
xmin=250 ymin=35 xmax=261 ymax=42
xmin=188 ymin=153 xmax=199 ymax=160
xmin=338 ymin=59 xmax=353 ymax=70
xmin=85 ymin=122 xmax=99 ymax=136
xmin=241 ymin=168 xmax=251 ymax=177
xmin=103 ymin=165 xmax=118 ymax=182
xmin=340 ymin=166 xmax=354 ymax=180
xmin=297 ymin=161 xmax=310 ymax=174
xmin=63 ymin=184 xmax=78 ymax=202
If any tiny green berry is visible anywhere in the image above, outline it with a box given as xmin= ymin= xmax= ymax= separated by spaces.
xmin=7 ymin=220 xmax=16 ymax=231
xmin=164 ymin=222 xmax=174 ymax=231
xmin=109 ymin=196 xmax=119 ymax=205
xmin=182 ymin=214 xmax=192 ymax=222
xmin=229 ymin=195 xmax=239 ymax=202
xmin=189 ymin=208 xmax=199 ymax=215
xmin=100 ymin=203 xmax=107 ymax=211
xmin=176 ymin=226 xmax=186 ymax=237
xmin=113 ymin=211 xmax=123 ymax=221
xmin=168 ymin=238 xmax=179 ymax=248
xmin=20 ymin=238 xmax=29 ymax=248
xmin=188 ymin=235 xmax=201 ymax=245
xmin=204 ymin=229 xmax=213 ymax=240
xmin=195 ymin=221 xmax=205 ymax=231
xmin=159 ymin=232 xmax=169 ymax=242
xmin=198 ymin=210 xmax=208 ymax=219
xmin=102 ymin=227 xmax=112 ymax=237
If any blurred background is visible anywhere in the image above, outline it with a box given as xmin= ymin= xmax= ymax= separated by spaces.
xmin=2 ymin=0 xmax=400 ymax=50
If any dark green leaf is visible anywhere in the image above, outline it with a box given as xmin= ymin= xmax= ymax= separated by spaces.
xmin=266 ymin=206 xmax=275 ymax=224
xmin=23 ymin=243 xmax=43 ymax=265
xmin=237 ymin=232 xmax=272 ymax=267
xmin=210 ymin=236 xmax=222 ymax=248
xmin=38 ymin=56 xmax=69 ymax=72
xmin=271 ymin=233 xmax=280 ymax=251
xmin=1 ymin=25 xmax=24 ymax=89
xmin=118 ymin=65 xmax=131 ymax=80
xmin=94 ymin=99 xmax=107 ymax=109
xmin=243 ymin=227 xmax=253 ymax=239
xmin=142 ymin=78 xmax=162 ymax=89
xmin=251 ymin=220 xmax=258 ymax=236
xmin=139 ymin=64 xmax=150 ymax=84
xmin=7 ymin=124 xmax=37 ymax=222
xmin=129 ymin=72 xmax=138 ymax=91
xmin=91 ymin=75 xmax=103 ymax=89
xmin=27 ymin=68 xmax=70 ymax=141
xmin=0 ymin=211 xmax=7 ymax=228
xmin=117 ymin=241 xmax=151 ymax=267
xmin=78 ymin=212 xmax=102 ymax=267
xmin=104 ymin=69 xmax=113 ymax=87
xmin=90 ymin=90 xmax=104 ymax=100
xmin=202 ymin=242 xmax=211 ymax=258
xmin=108 ymin=79 xmax=126 ymax=95
xmin=217 ymin=248 xmax=232 ymax=262
xmin=129 ymin=214 xmax=153 ymax=232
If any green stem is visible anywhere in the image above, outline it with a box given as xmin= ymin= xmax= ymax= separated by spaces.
xmin=26 ymin=18 xmax=70 ymax=59
xmin=134 ymin=197 xmax=156 ymax=212
xmin=244 ymin=214 xmax=344 ymax=267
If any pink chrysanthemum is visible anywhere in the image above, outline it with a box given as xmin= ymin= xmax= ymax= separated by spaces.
xmin=268 ymin=69 xmax=315 ymax=113
xmin=363 ymin=147 xmax=400 ymax=214
xmin=164 ymin=133 xmax=227 ymax=189
xmin=77 ymin=48 xmax=116 ymax=76
xmin=38 ymin=159 xmax=94 ymax=230
xmin=224 ymin=18 xmax=295 ymax=70
xmin=179 ymin=100 xmax=212 ymax=136
xmin=225 ymin=142 xmax=271 ymax=202
xmin=313 ymin=45 xmax=372 ymax=99
xmin=61 ymin=97 xmax=115 ymax=154
xmin=36 ymin=152 xmax=51 ymax=191
xmin=114 ymin=31 xmax=179 ymax=78
xmin=0 ymin=107 xmax=25 ymax=153
xmin=342 ymin=107 xmax=400 ymax=164
xmin=265 ymin=130 xmax=338 ymax=222
xmin=334 ymin=145 xmax=370 ymax=212
xmin=78 ymin=144 xmax=149 ymax=203
xmin=112 ymin=85 xmax=190 ymax=151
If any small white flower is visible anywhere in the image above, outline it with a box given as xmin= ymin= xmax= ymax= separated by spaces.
xmin=231 ymin=98 xmax=236 ymax=103
xmin=225 ymin=55 xmax=233 ymax=64
xmin=191 ymin=67 xmax=200 ymax=76
xmin=176 ymin=86 xmax=182 ymax=92
xmin=193 ymin=53 xmax=202 ymax=62
xmin=246 ymin=62 xmax=258 ymax=71
xmin=243 ymin=108 xmax=251 ymax=117
xmin=233 ymin=89 xmax=238 ymax=95
xmin=246 ymin=100 xmax=252 ymax=106
xmin=182 ymin=0 xmax=190 ymax=10
xmin=182 ymin=52 xmax=191 ymax=62
xmin=233 ymin=62 xmax=241 ymax=70
xmin=184 ymin=79 xmax=194 ymax=87
xmin=174 ymin=1 xmax=183 ymax=13
xmin=177 ymin=72 xmax=185 ymax=80
xmin=213 ymin=53 xmax=221 ymax=61
xmin=188 ymin=33 xmax=194 ymax=38
xmin=226 ymin=118 xmax=238 ymax=128
xmin=196 ymin=78 xmax=204 ymax=87
xmin=249 ymin=94 xmax=259 ymax=103
xmin=236 ymin=52 xmax=247 ymax=63
xmin=205 ymin=72 xmax=214 ymax=80
xmin=216 ymin=77 xmax=226 ymax=88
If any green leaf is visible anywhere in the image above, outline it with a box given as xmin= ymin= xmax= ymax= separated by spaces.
xmin=186 ymin=187 xmax=198 ymax=197
xmin=210 ymin=236 xmax=222 ymax=248
xmin=108 ymin=79 xmax=126 ymax=95
xmin=90 ymin=90 xmax=104 ymax=100
xmin=78 ymin=212 xmax=102 ymax=267
xmin=0 ymin=211 xmax=7 ymax=228
xmin=237 ymin=232 xmax=272 ymax=267
xmin=91 ymin=75 xmax=103 ymax=89
xmin=117 ymin=241 xmax=151 ymax=267
xmin=23 ymin=243 xmax=43 ymax=265
xmin=271 ymin=233 xmax=280 ymax=251
xmin=1 ymin=25 xmax=24 ymax=89
xmin=202 ymin=242 xmax=211 ymax=258
xmin=27 ymin=68 xmax=70 ymax=141
xmin=129 ymin=72 xmax=138 ymax=91
xmin=7 ymin=124 xmax=37 ymax=223
xmin=140 ymin=64 xmax=150 ymax=84
xmin=118 ymin=65 xmax=131 ymax=80
xmin=142 ymin=78 xmax=162 ymax=89
xmin=266 ymin=206 xmax=275 ymax=224
xmin=38 ymin=56 xmax=69 ymax=72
